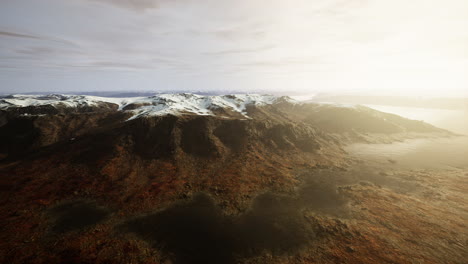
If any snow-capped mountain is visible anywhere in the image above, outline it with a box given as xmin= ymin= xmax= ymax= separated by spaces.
xmin=0 ymin=94 xmax=122 ymax=109
xmin=0 ymin=93 xmax=294 ymax=119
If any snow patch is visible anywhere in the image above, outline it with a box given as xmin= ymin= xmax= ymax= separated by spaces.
xmin=0 ymin=93 xmax=296 ymax=119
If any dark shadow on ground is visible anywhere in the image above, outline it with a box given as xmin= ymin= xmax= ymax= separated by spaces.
xmin=120 ymin=186 xmax=347 ymax=264
xmin=48 ymin=200 xmax=111 ymax=233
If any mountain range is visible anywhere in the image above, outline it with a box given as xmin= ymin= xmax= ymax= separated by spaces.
xmin=0 ymin=93 xmax=461 ymax=264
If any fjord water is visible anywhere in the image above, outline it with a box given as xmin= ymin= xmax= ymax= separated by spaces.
xmin=364 ymin=104 xmax=468 ymax=135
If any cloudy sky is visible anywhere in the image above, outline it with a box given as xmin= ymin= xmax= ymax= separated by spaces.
xmin=1 ymin=0 xmax=467 ymax=96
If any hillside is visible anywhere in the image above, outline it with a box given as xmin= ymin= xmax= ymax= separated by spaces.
xmin=0 ymin=94 xmax=463 ymax=264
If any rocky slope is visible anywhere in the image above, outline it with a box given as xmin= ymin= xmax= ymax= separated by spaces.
xmin=0 ymin=93 xmax=462 ymax=264
xmin=0 ymin=93 xmax=450 ymax=159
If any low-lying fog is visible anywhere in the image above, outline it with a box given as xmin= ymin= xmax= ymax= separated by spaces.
xmin=350 ymin=103 xmax=468 ymax=169
xmin=346 ymin=136 xmax=468 ymax=170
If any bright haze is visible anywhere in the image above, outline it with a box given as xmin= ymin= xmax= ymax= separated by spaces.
xmin=0 ymin=0 xmax=467 ymax=96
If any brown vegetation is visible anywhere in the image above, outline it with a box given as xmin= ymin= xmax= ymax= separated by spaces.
xmin=0 ymin=101 xmax=463 ymax=264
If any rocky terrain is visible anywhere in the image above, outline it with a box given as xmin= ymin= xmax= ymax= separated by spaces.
xmin=0 ymin=94 xmax=465 ymax=264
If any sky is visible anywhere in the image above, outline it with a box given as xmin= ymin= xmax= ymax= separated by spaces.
xmin=0 ymin=0 xmax=467 ymax=96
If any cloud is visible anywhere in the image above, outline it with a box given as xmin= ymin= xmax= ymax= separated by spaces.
xmin=88 ymin=0 xmax=159 ymax=11
xmin=1 ymin=0 xmax=468 ymax=95
xmin=14 ymin=46 xmax=57 ymax=56
xmin=203 ymin=45 xmax=276 ymax=55
xmin=0 ymin=31 xmax=43 ymax=40
xmin=92 ymin=61 xmax=156 ymax=70
xmin=210 ymin=29 xmax=266 ymax=41
xmin=238 ymin=58 xmax=323 ymax=68
xmin=0 ymin=30 xmax=78 ymax=46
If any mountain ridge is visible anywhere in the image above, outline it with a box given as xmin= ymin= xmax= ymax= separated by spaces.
xmin=0 ymin=93 xmax=453 ymax=161
xmin=0 ymin=93 xmax=295 ymax=119
xmin=0 ymin=93 xmax=464 ymax=264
